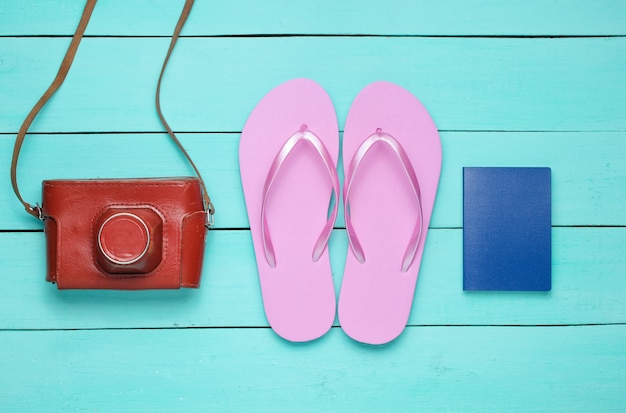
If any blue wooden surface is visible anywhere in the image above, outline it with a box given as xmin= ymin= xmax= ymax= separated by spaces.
xmin=1 ymin=1 xmax=625 ymax=411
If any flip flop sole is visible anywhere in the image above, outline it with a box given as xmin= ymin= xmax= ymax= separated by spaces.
xmin=338 ymin=81 xmax=442 ymax=345
xmin=239 ymin=79 xmax=338 ymax=342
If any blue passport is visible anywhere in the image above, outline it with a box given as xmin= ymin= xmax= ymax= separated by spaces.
xmin=463 ymin=167 xmax=551 ymax=291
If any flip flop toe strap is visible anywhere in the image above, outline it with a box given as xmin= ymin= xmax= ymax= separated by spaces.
xmin=261 ymin=126 xmax=340 ymax=268
xmin=344 ymin=129 xmax=424 ymax=272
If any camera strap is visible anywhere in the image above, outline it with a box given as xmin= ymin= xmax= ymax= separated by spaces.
xmin=10 ymin=0 xmax=215 ymax=224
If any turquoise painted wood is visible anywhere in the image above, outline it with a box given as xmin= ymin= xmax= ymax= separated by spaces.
xmin=2 ymin=0 xmax=626 ymax=36
xmin=1 ymin=1 xmax=625 ymax=411
xmin=1 ymin=326 xmax=625 ymax=412
xmin=0 ymin=228 xmax=625 ymax=329
xmin=2 ymin=132 xmax=625 ymax=230
xmin=2 ymin=37 xmax=625 ymax=133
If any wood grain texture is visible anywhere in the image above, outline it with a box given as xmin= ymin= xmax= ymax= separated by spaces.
xmin=1 ymin=326 xmax=625 ymax=412
xmin=1 ymin=0 xmax=625 ymax=36
xmin=2 ymin=132 xmax=625 ymax=230
xmin=1 ymin=1 xmax=624 ymax=411
xmin=1 ymin=227 xmax=624 ymax=329
xmin=1 ymin=37 xmax=625 ymax=133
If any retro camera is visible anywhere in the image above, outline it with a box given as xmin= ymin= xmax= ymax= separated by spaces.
xmin=41 ymin=178 xmax=208 ymax=289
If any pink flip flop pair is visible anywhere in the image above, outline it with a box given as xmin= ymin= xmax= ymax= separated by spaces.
xmin=239 ymin=79 xmax=442 ymax=345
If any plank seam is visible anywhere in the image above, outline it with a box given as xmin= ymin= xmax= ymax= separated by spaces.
xmin=4 ymin=226 xmax=626 ymax=233
xmin=2 ymin=130 xmax=626 ymax=135
xmin=1 ymin=323 xmax=625 ymax=333
xmin=3 ymin=34 xmax=626 ymax=39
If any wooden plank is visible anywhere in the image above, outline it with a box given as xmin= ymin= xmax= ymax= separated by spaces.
xmin=1 ymin=326 xmax=624 ymax=412
xmin=2 ymin=2 xmax=622 ymax=412
xmin=1 ymin=37 xmax=625 ymax=133
xmin=2 ymin=0 xmax=625 ymax=36
xmin=1 ymin=227 xmax=624 ymax=329
xmin=2 ymin=132 xmax=625 ymax=230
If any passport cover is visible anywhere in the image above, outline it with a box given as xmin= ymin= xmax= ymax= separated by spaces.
xmin=463 ymin=167 xmax=551 ymax=291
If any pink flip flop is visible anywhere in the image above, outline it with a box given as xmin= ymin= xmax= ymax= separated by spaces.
xmin=338 ymin=81 xmax=442 ymax=345
xmin=239 ymin=79 xmax=339 ymax=342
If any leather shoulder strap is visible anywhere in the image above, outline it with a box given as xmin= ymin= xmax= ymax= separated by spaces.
xmin=156 ymin=0 xmax=215 ymax=222
xmin=10 ymin=0 xmax=214 ymax=225
xmin=11 ymin=0 xmax=97 ymax=219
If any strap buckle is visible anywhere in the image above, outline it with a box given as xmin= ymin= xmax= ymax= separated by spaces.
xmin=205 ymin=201 xmax=215 ymax=229
xmin=27 ymin=203 xmax=46 ymax=221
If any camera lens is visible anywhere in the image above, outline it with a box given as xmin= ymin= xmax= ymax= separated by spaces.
xmin=98 ymin=213 xmax=150 ymax=265
xmin=95 ymin=207 xmax=163 ymax=275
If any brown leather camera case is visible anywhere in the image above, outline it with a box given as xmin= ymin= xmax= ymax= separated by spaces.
xmin=42 ymin=178 xmax=207 ymax=289
xmin=10 ymin=0 xmax=215 ymax=290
